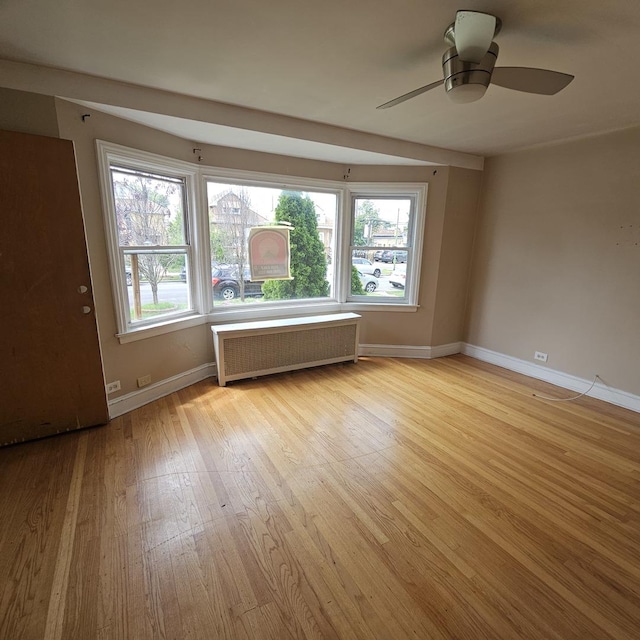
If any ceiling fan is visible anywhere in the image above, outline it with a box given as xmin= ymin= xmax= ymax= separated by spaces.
xmin=377 ymin=10 xmax=574 ymax=108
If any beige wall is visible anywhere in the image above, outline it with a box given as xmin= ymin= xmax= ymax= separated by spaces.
xmin=2 ymin=91 xmax=482 ymax=398
xmin=0 ymin=88 xmax=59 ymax=138
xmin=431 ymin=166 xmax=483 ymax=345
xmin=466 ymin=126 xmax=640 ymax=397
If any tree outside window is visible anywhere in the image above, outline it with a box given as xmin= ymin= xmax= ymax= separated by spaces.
xmin=208 ymin=187 xmax=267 ymax=301
xmin=262 ymin=191 xmax=329 ymax=300
xmin=111 ymin=167 xmax=187 ymax=318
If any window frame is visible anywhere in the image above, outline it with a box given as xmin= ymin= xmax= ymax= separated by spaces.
xmin=202 ymin=169 xmax=343 ymax=319
xmin=97 ymin=142 xmax=427 ymax=341
xmin=97 ymin=142 xmax=204 ymax=337
xmin=345 ymin=187 xmax=426 ymax=306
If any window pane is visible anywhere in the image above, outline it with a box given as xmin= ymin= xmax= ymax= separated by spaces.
xmin=350 ymin=196 xmax=414 ymax=302
xmin=111 ymin=167 xmax=186 ymax=246
xmin=353 ymin=197 xmax=411 ymax=249
xmin=386 ymin=262 xmax=407 ymax=299
xmin=207 ymin=182 xmax=336 ymax=307
xmin=350 ymin=249 xmax=407 ymax=298
xmin=125 ymin=252 xmax=190 ymax=323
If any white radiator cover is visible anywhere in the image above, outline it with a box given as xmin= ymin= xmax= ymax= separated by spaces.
xmin=210 ymin=313 xmax=361 ymax=386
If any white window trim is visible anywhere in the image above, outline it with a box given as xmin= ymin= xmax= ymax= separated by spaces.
xmin=203 ymin=169 xmax=345 ymax=320
xmin=344 ymin=184 xmax=427 ymax=306
xmin=97 ymin=141 xmax=204 ymax=337
xmin=97 ymin=142 xmax=427 ymax=342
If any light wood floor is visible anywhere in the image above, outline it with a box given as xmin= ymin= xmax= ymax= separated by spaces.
xmin=1 ymin=355 xmax=639 ymax=640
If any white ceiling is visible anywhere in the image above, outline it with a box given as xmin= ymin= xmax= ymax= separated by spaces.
xmin=1 ymin=0 xmax=639 ymax=161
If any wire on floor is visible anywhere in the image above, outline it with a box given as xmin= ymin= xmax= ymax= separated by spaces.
xmin=533 ymin=374 xmax=601 ymax=402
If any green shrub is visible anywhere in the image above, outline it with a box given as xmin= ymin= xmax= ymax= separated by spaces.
xmin=262 ymin=192 xmax=329 ymax=300
xmin=351 ymin=266 xmax=365 ymax=295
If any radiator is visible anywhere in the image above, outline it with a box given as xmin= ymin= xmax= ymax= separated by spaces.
xmin=210 ymin=313 xmax=361 ymax=386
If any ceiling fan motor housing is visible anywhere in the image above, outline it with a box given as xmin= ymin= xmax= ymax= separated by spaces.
xmin=442 ymin=42 xmax=499 ymax=103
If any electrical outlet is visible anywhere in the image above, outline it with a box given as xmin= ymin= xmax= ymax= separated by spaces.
xmin=106 ymin=380 xmax=121 ymax=394
xmin=137 ymin=374 xmax=152 ymax=388
xmin=534 ymin=351 xmax=548 ymax=363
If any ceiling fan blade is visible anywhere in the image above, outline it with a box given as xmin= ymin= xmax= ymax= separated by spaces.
xmin=454 ymin=11 xmax=496 ymax=64
xmin=491 ymin=67 xmax=574 ymax=95
xmin=377 ymin=80 xmax=444 ymax=109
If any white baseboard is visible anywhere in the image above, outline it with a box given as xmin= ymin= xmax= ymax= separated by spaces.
xmin=463 ymin=344 xmax=640 ymax=414
xmin=107 ymin=342 xmax=639 ymax=419
xmin=108 ymin=363 xmax=217 ymax=419
xmin=359 ymin=342 xmax=462 ymax=359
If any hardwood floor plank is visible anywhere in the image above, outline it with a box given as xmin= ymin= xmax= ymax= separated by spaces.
xmin=44 ymin=434 xmax=88 ymax=640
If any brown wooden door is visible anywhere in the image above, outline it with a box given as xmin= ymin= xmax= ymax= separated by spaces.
xmin=0 ymin=129 xmax=108 ymax=445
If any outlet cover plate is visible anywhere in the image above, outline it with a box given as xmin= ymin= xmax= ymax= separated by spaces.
xmin=137 ymin=374 xmax=152 ymax=388
xmin=106 ymin=380 xmax=121 ymax=394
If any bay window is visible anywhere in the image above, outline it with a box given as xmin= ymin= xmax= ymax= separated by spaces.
xmin=97 ymin=141 xmax=427 ymax=341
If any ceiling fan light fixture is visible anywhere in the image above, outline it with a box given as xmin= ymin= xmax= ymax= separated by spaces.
xmin=446 ymin=81 xmax=488 ymax=104
xmin=453 ymin=10 xmax=498 ymax=63
xmin=442 ymin=43 xmax=498 ymax=103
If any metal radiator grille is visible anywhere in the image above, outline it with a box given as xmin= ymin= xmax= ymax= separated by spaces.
xmin=223 ymin=324 xmax=357 ymax=377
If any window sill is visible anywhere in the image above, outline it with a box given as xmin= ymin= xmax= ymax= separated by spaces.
xmin=116 ymin=313 xmax=206 ymax=344
xmin=344 ymin=302 xmax=419 ymax=313
xmin=206 ymin=300 xmax=419 ymax=324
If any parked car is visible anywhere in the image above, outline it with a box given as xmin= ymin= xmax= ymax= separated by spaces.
xmin=380 ymin=250 xmax=407 ymax=263
xmin=212 ymin=266 xmax=264 ymax=300
xmin=389 ymin=265 xmax=406 ymax=289
xmin=180 ymin=267 xmax=187 ymax=282
xmin=125 ymin=269 xmax=132 ymax=285
xmin=373 ymin=250 xmax=385 ymax=261
xmin=352 ymin=257 xmax=381 ymax=278
xmin=357 ymin=270 xmax=379 ymax=293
